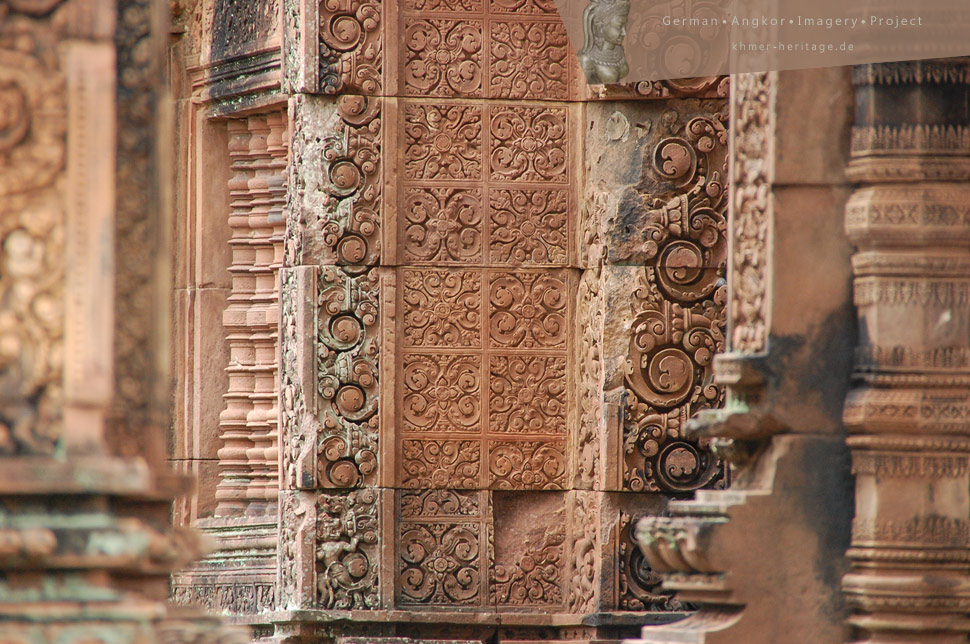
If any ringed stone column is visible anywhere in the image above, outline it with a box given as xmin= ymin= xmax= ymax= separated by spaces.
xmin=843 ymin=59 xmax=970 ymax=644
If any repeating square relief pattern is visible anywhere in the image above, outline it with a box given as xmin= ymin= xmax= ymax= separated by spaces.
xmin=404 ymin=18 xmax=484 ymax=97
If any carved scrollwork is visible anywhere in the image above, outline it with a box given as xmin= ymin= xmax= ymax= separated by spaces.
xmin=618 ymin=512 xmax=686 ymax=611
xmin=316 ymin=266 xmax=379 ymax=488
xmin=620 ymin=107 xmax=729 ymax=494
xmin=319 ymin=0 xmax=383 ymax=95
xmin=731 ymin=73 xmax=771 ymax=353
xmin=490 ymin=522 xmax=565 ymax=606
xmin=318 ymin=95 xmax=381 ymax=265
xmin=404 ymin=17 xmax=483 ymax=97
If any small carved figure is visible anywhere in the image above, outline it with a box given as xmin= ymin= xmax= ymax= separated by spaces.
xmin=577 ymin=0 xmax=631 ymax=85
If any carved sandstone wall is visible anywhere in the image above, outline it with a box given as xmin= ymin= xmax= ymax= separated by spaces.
xmin=170 ymin=1 xmax=729 ymax=641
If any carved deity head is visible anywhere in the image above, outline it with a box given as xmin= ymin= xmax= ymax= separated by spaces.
xmin=577 ymin=0 xmax=631 ymax=84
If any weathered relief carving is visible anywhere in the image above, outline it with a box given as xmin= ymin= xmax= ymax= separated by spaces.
xmin=317 ymin=0 xmax=383 ymax=95
xmin=565 ymin=491 xmax=599 ymax=612
xmin=617 ymin=511 xmax=685 ymax=611
xmin=0 ymin=16 xmax=65 ymax=455
xmin=489 ymin=495 xmax=566 ymax=607
xmin=317 ymin=490 xmax=381 ymax=609
xmin=317 ymin=266 xmax=380 ymax=488
xmin=289 ymin=95 xmax=382 ymax=267
xmin=281 ymin=265 xmax=380 ymax=490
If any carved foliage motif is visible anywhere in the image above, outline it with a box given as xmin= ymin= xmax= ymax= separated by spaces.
xmin=319 ymin=0 xmax=383 ymax=94
xmin=404 ymin=103 xmax=483 ymax=181
xmin=405 ymin=18 xmax=483 ymax=97
xmin=566 ymin=492 xmax=599 ymax=612
xmin=316 ymin=490 xmax=381 ymax=609
xmin=489 ymin=512 xmax=565 ymax=606
xmin=400 ymin=0 xmax=571 ymax=101
xmin=488 ymin=355 xmax=565 ymax=435
xmin=403 ymin=353 xmax=481 ymax=434
xmin=397 ymin=96 xmax=573 ymax=493
xmin=398 ymin=269 xmax=570 ymax=490
xmin=0 ymin=18 xmax=65 ymax=455
xmin=487 ymin=440 xmax=566 ymax=489
xmin=621 ymin=107 xmax=729 ymax=494
xmin=489 ymin=189 xmax=568 ymax=265
xmin=403 ymin=188 xmax=483 ymax=264
xmin=574 ymin=190 xmax=609 ymax=490
xmin=488 ymin=270 xmax=567 ymax=349
xmin=317 ymin=266 xmax=380 ymax=488
xmin=489 ymin=105 xmax=567 ymax=183
xmin=281 ymin=269 xmax=310 ymax=490
xmin=403 ymin=269 xmax=481 ymax=348
xmin=489 ymin=20 xmax=569 ymax=100
xmin=398 ymin=490 xmax=485 ymax=605
xmin=402 ymin=439 xmax=482 ymax=489
xmin=398 ymin=490 xmax=566 ymax=608
xmin=731 ymin=73 xmax=772 ymax=353
xmin=325 ymin=96 xmax=382 ymax=265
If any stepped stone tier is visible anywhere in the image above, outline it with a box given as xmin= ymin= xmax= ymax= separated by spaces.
xmin=2 ymin=0 xmax=969 ymax=643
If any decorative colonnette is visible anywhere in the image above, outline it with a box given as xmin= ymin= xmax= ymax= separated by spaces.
xmin=842 ymin=60 xmax=970 ymax=644
xmin=169 ymin=0 xmax=289 ymax=620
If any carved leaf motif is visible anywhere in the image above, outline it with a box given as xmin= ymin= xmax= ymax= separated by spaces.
xmin=487 ymin=440 xmax=565 ymax=489
xmin=488 ymin=355 xmax=565 ymax=435
xmin=403 ymin=269 xmax=482 ymax=348
xmin=731 ymin=73 xmax=771 ymax=352
xmin=490 ymin=525 xmax=565 ymax=606
xmin=403 ymin=353 xmax=482 ymax=434
xmin=402 ymin=439 xmax=481 ymax=489
xmin=404 ymin=18 xmax=483 ymax=97
xmin=488 ymin=0 xmax=558 ymax=13
xmin=403 ymin=188 xmax=483 ymax=263
xmin=489 ymin=106 xmax=567 ymax=183
xmin=488 ymin=271 xmax=566 ymax=349
xmin=319 ymin=0 xmax=383 ymax=94
xmin=404 ymin=103 xmax=482 ymax=181
xmin=488 ymin=189 xmax=568 ymax=265
xmin=404 ymin=0 xmax=482 ymax=10
xmin=489 ymin=21 xmax=569 ymax=100
xmin=400 ymin=490 xmax=481 ymax=519
xmin=399 ymin=522 xmax=482 ymax=605
xmin=315 ymin=266 xmax=380 ymax=488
